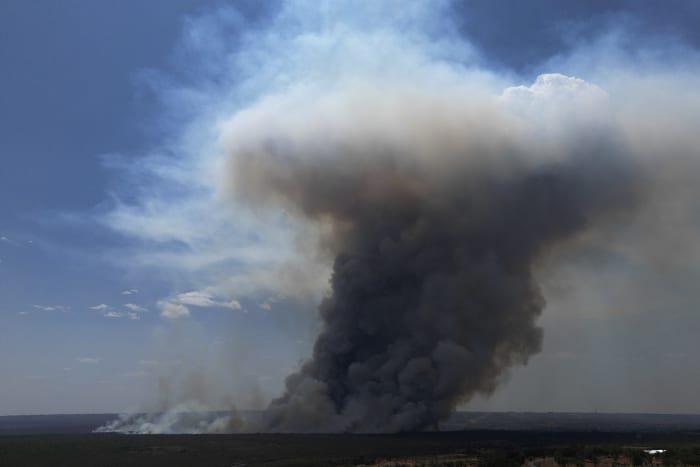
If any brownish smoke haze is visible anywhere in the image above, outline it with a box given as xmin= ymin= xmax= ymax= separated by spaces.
xmin=223 ymin=83 xmax=646 ymax=432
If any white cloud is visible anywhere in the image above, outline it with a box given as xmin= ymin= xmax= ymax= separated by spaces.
xmin=174 ymin=290 xmax=216 ymax=307
xmin=121 ymin=288 xmax=139 ymax=295
xmin=174 ymin=290 xmax=242 ymax=310
xmin=0 ymin=236 xmax=8 ymax=241
xmin=155 ymin=289 xmax=243 ymax=319
xmin=33 ymin=305 xmax=69 ymax=312
xmin=159 ymin=301 xmax=190 ymax=319
xmin=18 ymin=311 xmax=29 ymax=316
xmin=502 ymin=73 xmax=606 ymax=103
xmin=76 ymin=357 xmax=101 ymax=364
xmin=500 ymin=73 xmax=609 ymax=133
xmin=89 ymin=303 xmax=143 ymax=319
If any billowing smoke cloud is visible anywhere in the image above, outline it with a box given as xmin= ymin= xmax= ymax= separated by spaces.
xmin=99 ymin=1 xmax=700 ymax=433
xmin=218 ymin=75 xmax=647 ymax=432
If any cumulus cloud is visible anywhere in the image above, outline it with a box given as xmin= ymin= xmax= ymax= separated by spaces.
xmin=121 ymin=288 xmax=139 ymax=295
xmin=33 ymin=305 xmax=69 ymax=312
xmin=157 ymin=289 xmax=243 ymax=319
xmin=174 ymin=290 xmax=242 ymax=310
xmin=89 ymin=302 xmax=146 ymax=319
xmin=104 ymin=311 xmax=123 ymax=319
xmin=159 ymin=301 xmax=191 ymax=319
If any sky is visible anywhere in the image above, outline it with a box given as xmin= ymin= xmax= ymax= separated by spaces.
xmin=1 ymin=0 xmax=700 ymax=418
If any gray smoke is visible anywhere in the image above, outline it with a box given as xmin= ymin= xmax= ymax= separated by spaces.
xmin=220 ymin=80 xmax=647 ymax=432
xmin=91 ymin=1 xmax=700 ymax=435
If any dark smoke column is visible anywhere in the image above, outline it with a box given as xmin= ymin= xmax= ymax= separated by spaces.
xmin=228 ymin=86 xmax=641 ymax=432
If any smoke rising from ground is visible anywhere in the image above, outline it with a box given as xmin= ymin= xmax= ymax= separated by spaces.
xmin=98 ymin=1 xmax=700 ymax=433
xmin=219 ymin=77 xmax=647 ymax=432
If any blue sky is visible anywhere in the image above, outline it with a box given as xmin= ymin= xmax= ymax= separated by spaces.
xmin=1 ymin=1 xmax=700 ymax=417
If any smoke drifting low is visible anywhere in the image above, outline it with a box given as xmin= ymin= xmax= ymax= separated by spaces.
xmin=218 ymin=78 xmax=647 ymax=432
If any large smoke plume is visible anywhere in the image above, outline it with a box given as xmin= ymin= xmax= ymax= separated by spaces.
xmin=99 ymin=1 xmax=700 ymax=433
xmin=220 ymin=79 xmax=645 ymax=432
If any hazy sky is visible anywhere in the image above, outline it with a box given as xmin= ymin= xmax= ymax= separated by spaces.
xmin=1 ymin=0 xmax=700 ymax=416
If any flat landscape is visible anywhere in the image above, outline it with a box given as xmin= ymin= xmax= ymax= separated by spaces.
xmin=2 ymin=413 xmax=700 ymax=466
